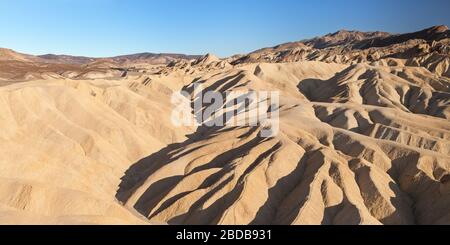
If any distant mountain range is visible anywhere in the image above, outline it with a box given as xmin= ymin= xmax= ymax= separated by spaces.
xmin=1 ymin=25 xmax=449 ymax=81
xmin=0 ymin=48 xmax=201 ymax=65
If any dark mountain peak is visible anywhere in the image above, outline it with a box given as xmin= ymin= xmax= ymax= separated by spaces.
xmin=330 ymin=29 xmax=352 ymax=35
xmin=355 ymin=25 xmax=450 ymax=49
xmin=426 ymin=25 xmax=449 ymax=34
xmin=304 ymin=29 xmax=390 ymax=49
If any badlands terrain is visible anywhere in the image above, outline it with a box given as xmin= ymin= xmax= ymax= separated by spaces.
xmin=0 ymin=25 xmax=449 ymax=225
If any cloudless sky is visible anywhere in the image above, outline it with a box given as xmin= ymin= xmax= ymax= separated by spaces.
xmin=1 ymin=0 xmax=449 ymax=57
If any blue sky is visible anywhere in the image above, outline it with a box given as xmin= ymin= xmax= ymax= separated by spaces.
xmin=1 ymin=0 xmax=449 ymax=57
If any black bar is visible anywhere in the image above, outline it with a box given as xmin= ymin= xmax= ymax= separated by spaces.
xmin=0 ymin=225 xmax=448 ymax=243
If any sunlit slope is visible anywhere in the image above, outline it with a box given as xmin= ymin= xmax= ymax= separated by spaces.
xmin=0 ymin=78 xmax=193 ymax=224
